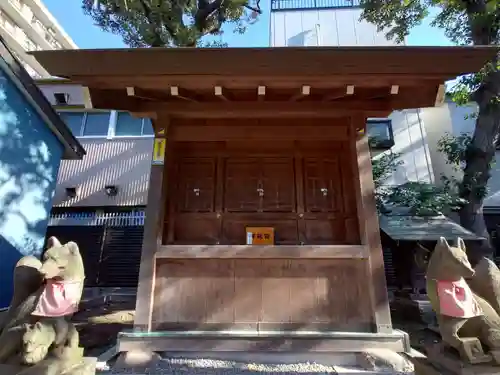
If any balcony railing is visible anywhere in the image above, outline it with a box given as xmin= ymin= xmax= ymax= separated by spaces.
xmin=271 ymin=0 xmax=360 ymax=11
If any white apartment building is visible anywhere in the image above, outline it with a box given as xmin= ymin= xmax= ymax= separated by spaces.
xmin=0 ymin=0 xmax=77 ymax=78
xmin=270 ymin=0 xmax=438 ymax=187
xmin=270 ymin=0 xmax=500 ymax=203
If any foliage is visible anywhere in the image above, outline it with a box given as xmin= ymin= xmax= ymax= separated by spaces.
xmin=360 ymin=0 xmax=500 ymax=253
xmin=438 ymin=132 xmax=472 ymax=172
xmin=371 ymin=133 xmax=467 ymax=216
xmin=386 ymin=182 xmax=465 ymax=216
xmin=359 ymin=1 xmax=500 ymax=45
xmin=370 ymin=147 xmax=402 ymax=212
xmin=83 ymin=0 xmax=262 ymax=47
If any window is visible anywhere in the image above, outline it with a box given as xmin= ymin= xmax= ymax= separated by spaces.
xmin=11 ymin=0 xmax=22 ymax=10
xmin=367 ymin=119 xmax=394 ymax=149
xmin=115 ymin=112 xmax=154 ymax=136
xmin=24 ymin=38 xmax=37 ymax=51
xmin=59 ymin=112 xmax=111 ymax=137
xmin=54 ymin=92 xmax=69 ymax=105
xmin=59 ymin=112 xmax=84 ymax=136
xmin=83 ymin=113 xmax=111 ymax=136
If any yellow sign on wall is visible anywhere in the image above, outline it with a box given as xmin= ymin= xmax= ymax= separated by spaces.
xmin=246 ymin=227 xmax=274 ymax=245
xmin=152 ymin=138 xmax=166 ymax=165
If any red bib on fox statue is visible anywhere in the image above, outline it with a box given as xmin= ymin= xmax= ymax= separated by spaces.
xmin=436 ymin=278 xmax=482 ymax=318
xmin=32 ymin=279 xmax=82 ymax=317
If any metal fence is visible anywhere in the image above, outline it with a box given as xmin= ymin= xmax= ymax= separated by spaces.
xmin=271 ymin=0 xmax=360 ymax=11
xmin=49 ymin=210 xmax=146 ymax=227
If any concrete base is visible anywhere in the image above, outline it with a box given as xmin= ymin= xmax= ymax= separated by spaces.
xmin=117 ymin=329 xmax=411 ymax=353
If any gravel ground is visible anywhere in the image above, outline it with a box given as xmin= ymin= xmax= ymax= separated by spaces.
xmin=108 ymin=358 xmax=340 ymax=375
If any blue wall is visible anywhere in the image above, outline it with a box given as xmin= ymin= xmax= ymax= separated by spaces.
xmin=0 ymin=68 xmax=64 ymax=308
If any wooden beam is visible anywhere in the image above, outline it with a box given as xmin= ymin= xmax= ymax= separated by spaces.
xmin=435 ymin=84 xmax=446 ymax=106
xmin=156 ymin=245 xmax=368 ymax=259
xmin=214 ymin=86 xmax=228 ymax=101
xmin=170 ymin=86 xmax=197 ymax=102
xmin=137 ymin=100 xmax=392 ymax=118
xmin=257 ymin=85 xmax=266 ymax=101
xmin=82 ymin=86 xmax=93 ymax=109
xmin=126 ymin=86 xmax=170 ymax=101
xmin=170 ymin=125 xmax=350 ymax=141
xmin=72 ymin=73 xmax=449 ymax=90
xmin=322 ymin=85 xmax=354 ymax=102
xmin=290 ymin=85 xmax=311 ymax=101
xmin=130 ymin=111 xmax=157 ymax=119
xmin=349 ymin=117 xmax=392 ymax=334
xmin=134 ymin=117 xmax=170 ymax=332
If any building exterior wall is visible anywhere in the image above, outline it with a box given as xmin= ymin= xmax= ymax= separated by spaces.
xmin=270 ymin=2 xmax=438 ymax=190
xmin=271 ymin=5 xmax=398 ymax=47
xmin=381 ymin=110 xmax=434 ymax=186
xmin=0 ymin=67 xmax=64 ymax=307
xmin=0 ymin=0 xmax=77 ymax=78
xmin=37 ymin=82 xmax=85 ymax=106
xmin=54 ymin=137 xmax=153 ymax=207
xmin=37 ymin=80 xmax=155 ymax=208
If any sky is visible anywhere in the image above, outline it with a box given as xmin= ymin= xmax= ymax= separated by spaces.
xmin=43 ymin=1 xmax=454 ymax=49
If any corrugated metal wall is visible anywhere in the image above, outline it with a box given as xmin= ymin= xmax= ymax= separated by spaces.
xmin=53 ymin=138 xmax=153 ymax=207
xmin=45 ymin=211 xmax=145 ymax=287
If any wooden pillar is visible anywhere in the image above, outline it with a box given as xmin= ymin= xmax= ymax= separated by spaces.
xmin=134 ymin=118 xmax=169 ymax=331
xmin=350 ymin=115 xmax=392 ymax=334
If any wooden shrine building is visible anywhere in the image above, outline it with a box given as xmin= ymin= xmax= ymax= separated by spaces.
xmin=33 ymin=46 xmax=496 ymax=353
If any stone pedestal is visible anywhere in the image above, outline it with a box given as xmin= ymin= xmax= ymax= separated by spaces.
xmin=0 ymin=357 xmax=96 ymax=375
xmin=425 ymin=343 xmax=500 ymax=375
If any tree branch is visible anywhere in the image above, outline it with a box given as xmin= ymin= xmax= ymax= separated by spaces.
xmin=137 ymin=0 xmax=165 ymax=46
xmin=195 ymin=0 xmax=224 ymax=30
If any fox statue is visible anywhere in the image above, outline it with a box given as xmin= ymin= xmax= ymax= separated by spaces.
xmin=0 ymin=237 xmax=87 ymax=374
xmin=426 ymin=237 xmax=500 ymax=364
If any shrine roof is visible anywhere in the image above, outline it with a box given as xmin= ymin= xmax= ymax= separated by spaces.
xmin=30 ymin=46 xmax=498 ymax=117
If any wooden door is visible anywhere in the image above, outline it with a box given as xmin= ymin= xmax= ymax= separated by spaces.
xmin=224 ymin=158 xmax=261 ymax=212
xmin=167 ymin=142 xmax=358 ymax=245
xmin=222 ymin=157 xmax=297 ymax=245
xmin=173 ymin=157 xmax=219 ymax=244
xmin=302 ymin=157 xmax=357 ymax=244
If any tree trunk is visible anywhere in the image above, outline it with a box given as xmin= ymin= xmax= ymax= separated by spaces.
xmin=458 ymin=3 xmax=500 ymax=263
xmin=459 ymin=69 xmax=500 ymax=263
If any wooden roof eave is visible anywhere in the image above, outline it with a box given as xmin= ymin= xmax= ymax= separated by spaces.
xmin=30 ymin=46 xmax=498 ymax=78
xmin=29 ymin=46 xmax=498 ymax=119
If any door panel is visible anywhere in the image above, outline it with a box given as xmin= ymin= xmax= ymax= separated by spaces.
xmin=174 ymin=157 xmax=218 ymax=244
xmin=303 ymin=158 xmax=341 ymax=213
xmin=260 ymin=158 xmax=295 ymax=212
xmin=176 ymin=158 xmax=216 ymax=213
xmin=168 ymin=143 xmax=359 ymax=245
xmin=224 ymin=158 xmax=261 ymax=212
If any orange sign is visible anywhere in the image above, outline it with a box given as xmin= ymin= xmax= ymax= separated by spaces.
xmin=246 ymin=227 xmax=274 ymax=245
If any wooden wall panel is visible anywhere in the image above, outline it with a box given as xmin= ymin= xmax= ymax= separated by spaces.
xmin=165 ymin=124 xmax=360 ymax=245
xmin=174 ymin=214 xmax=220 ymax=245
xmin=222 ymin=218 xmax=299 ymax=245
xmin=152 ymin=258 xmax=372 ymax=331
